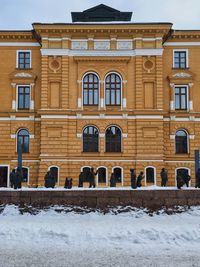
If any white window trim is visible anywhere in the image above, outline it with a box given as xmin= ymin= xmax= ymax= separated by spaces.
xmin=173 ymin=49 xmax=189 ymax=68
xmin=175 ymin=129 xmax=190 ymax=154
xmin=16 ymin=50 xmax=32 ymax=69
xmin=97 ymin=166 xmax=108 ymax=187
xmin=15 ymin=128 xmax=30 ymax=153
xmin=104 ymin=125 xmax=123 ymax=153
xmin=82 ymin=72 xmax=100 ymax=109
xmin=174 ymin=85 xmax=189 ymax=111
xmin=175 ymin=167 xmax=191 ymax=187
xmin=145 ymin=166 xmax=156 ymax=186
xmin=16 ymin=84 xmax=31 ymax=111
xmin=82 ymin=125 xmax=100 ymax=153
xmin=112 ymin=166 xmax=123 ymax=186
xmin=104 ymin=72 xmax=123 ymax=109
xmin=48 ymin=165 xmax=60 ymax=186
xmin=0 ymin=165 xmax=10 ymax=187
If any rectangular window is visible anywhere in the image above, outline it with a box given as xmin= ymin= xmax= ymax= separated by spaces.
xmin=17 ymin=51 xmax=31 ymax=69
xmin=175 ymin=86 xmax=187 ymax=110
xmin=173 ymin=50 xmax=187 ymax=69
xmin=18 ymin=86 xmax=30 ymax=110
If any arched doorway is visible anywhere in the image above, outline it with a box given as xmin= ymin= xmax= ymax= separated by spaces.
xmin=81 ymin=166 xmax=91 ymax=183
xmin=175 ymin=168 xmax=191 ymax=187
xmin=0 ymin=166 xmax=9 ymax=187
xmin=145 ymin=167 xmax=156 ymax=185
xmin=112 ymin=167 xmax=123 ymax=185
xmin=97 ymin=167 xmax=107 ymax=186
xmin=49 ymin=166 xmax=59 ymax=184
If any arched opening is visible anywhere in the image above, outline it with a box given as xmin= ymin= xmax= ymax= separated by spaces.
xmin=17 ymin=129 xmax=29 ymax=153
xmin=105 ymin=73 xmax=121 ymax=106
xmin=175 ymin=130 xmax=188 ymax=154
xmin=97 ymin=167 xmax=107 ymax=186
xmin=48 ymin=166 xmax=59 ymax=184
xmin=15 ymin=166 xmax=29 ymax=183
xmin=83 ymin=73 xmax=99 ymax=106
xmin=113 ymin=167 xmax=123 ymax=184
xmin=105 ymin=126 xmax=121 ymax=152
xmin=175 ymin=168 xmax=191 ymax=187
xmin=81 ymin=166 xmax=91 ymax=183
xmin=145 ymin=167 xmax=156 ymax=185
xmin=83 ymin=126 xmax=99 ymax=152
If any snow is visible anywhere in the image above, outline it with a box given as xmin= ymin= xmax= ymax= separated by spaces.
xmin=1 ymin=205 xmax=200 ymax=266
xmin=0 ymin=185 xmax=197 ymax=191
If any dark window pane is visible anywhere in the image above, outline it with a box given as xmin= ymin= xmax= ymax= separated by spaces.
xmin=17 ymin=129 xmax=29 ymax=153
xmin=18 ymin=52 xmax=31 ymax=69
xmin=106 ymin=126 xmax=121 ymax=152
xmin=98 ymin=168 xmax=106 ymax=183
xmin=113 ymin=168 xmax=122 ymax=183
xmin=83 ymin=126 xmax=99 ymax=152
xmin=105 ymin=74 xmax=121 ymax=106
xmin=83 ymin=74 xmax=99 ymax=106
xmin=175 ymin=130 xmax=188 ymax=154
xmin=146 ymin=168 xmax=155 ymax=183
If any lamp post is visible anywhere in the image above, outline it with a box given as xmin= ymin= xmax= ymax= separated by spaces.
xmin=195 ymin=148 xmax=199 ymax=186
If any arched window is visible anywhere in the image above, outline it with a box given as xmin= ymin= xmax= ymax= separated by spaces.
xmin=83 ymin=73 xmax=99 ymax=105
xmin=98 ymin=167 xmax=107 ymax=184
xmin=175 ymin=130 xmax=188 ymax=154
xmin=82 ymin=167 xmax=91 ymax=183
xmin=113 ymin=167 xmax=122 ymax=183
xmin=49 ymin=166 xmax=59 ymax=183
xmin=105 ymin=73 xmax=121 ymax=106
xmin=17 ymin=129 xmax=29 ymax=153
xmin=83 ymin=126 xmax=99 ymax=152
xmin=105 ymin=126 xmax=121 ymax=152
xmin=145 ymin=167 xmax=155 ymax=184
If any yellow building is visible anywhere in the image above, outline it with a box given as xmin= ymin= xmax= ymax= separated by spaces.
xmin=0 ymin=4 xmax=200 ymax=187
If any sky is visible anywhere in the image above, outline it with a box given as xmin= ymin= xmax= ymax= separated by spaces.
xmin=0 ymin=0 xmax=200 ymax=30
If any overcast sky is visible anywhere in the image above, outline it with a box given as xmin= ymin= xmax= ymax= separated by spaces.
xmin=0 ymin=0 xmax=200 ymax=30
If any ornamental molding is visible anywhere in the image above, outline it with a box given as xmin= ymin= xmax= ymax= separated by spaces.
xmin=71 ymin=41 xmax=88 ymax=50
xmin=173 ymin=72 xmax=192 ymax=78
xmin=14 ymin=72 xmax=33 ymax=78
xmin=94 ymin=41 xmax=110 ymax=50
xmin=117 ymin=41 xmax=132 ymax=50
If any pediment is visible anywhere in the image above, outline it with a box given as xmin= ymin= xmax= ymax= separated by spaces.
xmin=9 ymin=70 xmax=37 ymax=82
xmin=168 ymin=70 xmax=194 ymax=83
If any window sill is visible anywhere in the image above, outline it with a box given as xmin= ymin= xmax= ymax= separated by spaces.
xmin=16 ymin=68 xmax=32 ymax=70
xmin=172 ymin=67 xmax=189 ymax=70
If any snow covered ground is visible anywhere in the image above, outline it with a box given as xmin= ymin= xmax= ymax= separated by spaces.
xmin=1 ymin=205 xmax=200 ymax=267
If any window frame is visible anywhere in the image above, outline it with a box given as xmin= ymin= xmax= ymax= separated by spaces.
xmin=105 ymin=125 xmax=122 ymax=153
xmin=16 ymin=50 xmax=32 ymax=69
xmin=17 ymin=85 xmax=31 ymax=110
xmin=112 ymin=166 xmax=123 ymax=185
xmin=174 ymin=85 xmax=188 ymax=111
xmin=173 ymin=49 xmax=188 ymax=69
xmin=82 ymin=125 xmax=99 ymax=152
xmin=175 ymin=129 xmax=189 ymax=154
xmin=48 ymin=165 xmax=60 ymax=185
xmin=82 ymin=72 xmax=100 ymax=106
xmin=145 ymin=166 xmax=156 ymax=185
xmin=105 ymin=72 xmax=122 ymax=106
xmin=17 ymin=129 xmax=30 ymax=154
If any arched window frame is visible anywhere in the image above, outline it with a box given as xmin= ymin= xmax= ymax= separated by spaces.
xmin=104 ymin=72 xmax=122 ymax=107
xmin=175 ymin=129 xmax=189 ymax=154
xmin=82 ymin=72 xmax=100 ymax=107
xmin=81 ymin=166 xmax=92 ymax=183
xmin=48 ymin=165 xmax=60 ymax=185
xmin=82 ymin=125 xmax=99 ymax=152
xmin=144 ymin=166 xmax=156 ymax=186
xmin=15 ymin=166 xmax=29 ymax=184
xmin=175 ymin=167 xmax=191 ymax=187
xmin=97 ymin=166 xmax=108 ymax=186
xmin=16 ymin=128 xmax=30 ymax=153
xmin=105 ymin=125 xmax=122 ymax=153
xmin=112 ymin=166 xmax=123 ymax=186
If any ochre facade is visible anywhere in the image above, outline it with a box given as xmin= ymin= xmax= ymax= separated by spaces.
xmin=0 ymin=17 xmax=200 ymax=187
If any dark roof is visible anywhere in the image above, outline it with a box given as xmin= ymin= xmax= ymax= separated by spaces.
xmin=71 ymin=4 xmax=132 ymax=22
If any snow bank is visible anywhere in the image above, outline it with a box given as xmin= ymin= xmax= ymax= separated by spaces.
xmin=0 ymin=205 xmax=200 ymax=266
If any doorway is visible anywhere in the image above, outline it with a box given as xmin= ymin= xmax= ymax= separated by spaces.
xmin=0 ymin=166 xmax=9 ymax=187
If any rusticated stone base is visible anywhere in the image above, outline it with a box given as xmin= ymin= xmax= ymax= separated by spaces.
xmin=0 ymin=189 xmax=200 ymax=209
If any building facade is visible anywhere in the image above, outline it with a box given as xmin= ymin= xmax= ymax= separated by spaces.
xmin=0 ymin=4 xmax=200 ymax=187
